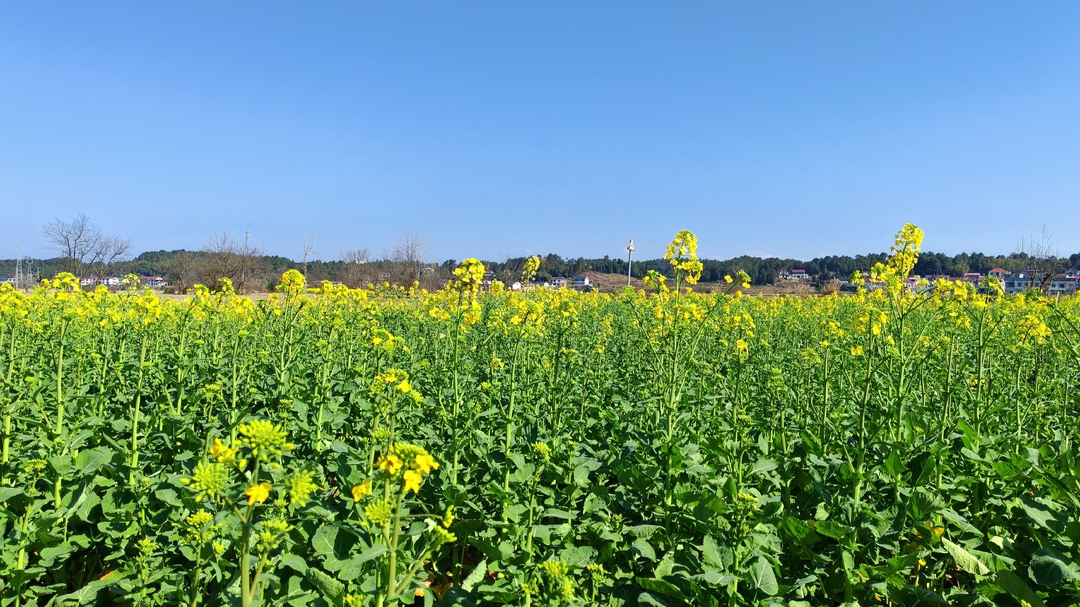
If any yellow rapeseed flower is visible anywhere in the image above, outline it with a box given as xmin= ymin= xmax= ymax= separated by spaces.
xmin=413 ymin=453 xmax=439 ymax=475
xmin=377 ymin=453 xmax=404 ymax=476
xmin=351 ymin=479 xmax=372 ymax=502
xmin=402 ymin=470 xmax=422 ymax=494
xmin=245 ymin=482 xmax=273 ymax=505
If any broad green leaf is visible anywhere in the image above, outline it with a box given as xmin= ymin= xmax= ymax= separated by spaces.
xmin=637 ymin=578 xmax=686 ymax=600
xmin=559 ymin=545 xmax=596 ymax=567
xmin=303 ymin=567 xmax=344 ymax=605
xmin=814 ymin=520 xmax=852 ymax=540
xmin=311 ymin=525 xmax=339 ymax=556
xmin=39 ymin=544 xmax=76 ymax=565
xmin=996 ymin=570 xmax=1046 ymax=607
xmin=748 ymin=458 xmax=777 ymax=476
xmin=541 ymin=508 xmax=575 ymax=520
xmin=74 ymin=447 xmax=114 ymax=476
xmin=627 ymin=524 xmax=663 ymax=539
xmin=56 ymin=579 xmax=116 ymax=605
xmin=1028 ymin=549 xmax=1080 ymax=587
xmin=49 ymin=454 xmax=74 ymax=476
xmin=701 ymin=535 xmax=725 ymax=569
xmin=337 ymin=545 xmax=387 ymax=581
xmin=883 ymin=450 xmax=904 ymax=478
xmin=280 ymin=554 xmax=308 ymax=574
xmin=747 ymin=556 xmax=778 ymax=596
xmin=633 ymin=537 xmax=656 ymax=561
xmin=154 ymin=487 xmax=182 ymax=507
xmin=0 ymin=487 xmax=25 ymax=503
xmin=940 ymin=509 xmax=981 ymax=535
xmin=637 ymin=591 xmax=671 ymax=607
xmin=779 ymin=517 xmax=820 ymax=546
xmin=1019 ymin=496 xmax=1066 ymax=533
xmin=841 ymin=550 xmax=854 ymax=573
xmin=692 ymin=571 xmax=737 ymax=586
xmin=461 ymin=558 xmax=488 ymax=593
xmin=943 ymin=539 xmax=991 ymax=576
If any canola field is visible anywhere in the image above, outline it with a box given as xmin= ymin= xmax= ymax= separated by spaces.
xmin=1 ymin=227 xmax=1079 ymax=607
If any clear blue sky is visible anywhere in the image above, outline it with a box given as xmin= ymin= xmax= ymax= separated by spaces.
xmin=3 ymin=2 xmax=1079 ymax=263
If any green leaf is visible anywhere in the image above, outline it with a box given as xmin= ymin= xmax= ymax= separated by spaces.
xmin=337 ymin=545 xmax=388 ymax=581
xmin=1019 ymin=496 xmax=1066 ymax=533
xmin=1028 ymin=549 xmax=1080 ymax=587
xmin=637 ymin=591 xmax=671 ymax=607
xmin=748 ymin=458 xmax=777 ymax=476
xmin=311 ymin=525 xmax=339 ymax=557
xmin=56 ymin=579 xmax=115 ymax=605
xmin=943 ymin=538 xmax=991 ymax=576
xmin=701 ymin=535 xmax=725 ymax=569
xmin=559 ymin=545 xmax=596 ymax=567
xmin=883 ymin=450 xmax=904 ymax=478
xmin=814 ymin=520 xmax=852 ymax=540
xmin=280 ymin=554 xmax=308 ymax=574
xmin=541 ymin=508 xmax=575 ymax=520
xmin=40 ymin=544 xmax=76 ymax=564
xmin=692 ymin=571 xmax=737 ymax=586
xmin=778 ymin=517 xmax=820 ymax=547
xmin=940 ymin=509 xmax=981 ymax=535
xmin=303 ymin=567 xmax=344 ymax=605
xmin=461 ymin=558 xmax=487 ymax=593
xmin=633 ymin=537 xmax=656 ymax=561
xmin=49 ymin=454 xmax=74 ymax=476
xmin=841 ymin=550 xmax=854 ymax=573
xmin=0 ymin=487 xmax=24 ymax=503
xmin=627 ymin=524 xmax=663 ymax=539
xmin=154 ymin=487 xmax=182 ymax=507
xmin=996 ymin=570 xmax=1047 ymax=607
xmin=75 ymin=447 xmax=114 ymax=476
xmin=638 ymin=578 xmax=686 ymax=600
xmin=746 ymin=556 xmax=778 ymax=596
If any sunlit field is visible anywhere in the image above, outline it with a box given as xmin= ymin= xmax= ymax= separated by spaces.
xmin=2 ymin=227 xmax=1079 ymax=606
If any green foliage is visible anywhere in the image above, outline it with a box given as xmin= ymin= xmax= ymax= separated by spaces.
xmin=1 ymin=234 xmax=1080 ymax=606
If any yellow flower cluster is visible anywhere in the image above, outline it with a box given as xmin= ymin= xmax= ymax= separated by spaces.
xmin=256 ymin=519 xmax=293 ymax=553
xmin=522 ymin=256 xmax=541 ymax=283
xmin=181 ymin=461 xmax=231 ymax=502
xmin=869 ymin=223 xmax=924 ymax=295
xmin=452 ymin=258 xmax=486 ymax=294
xmin=278 ymin=269 xmax=307 ymax=296
xmin=642 ymin=270 xmax=668 ymax=293
xmin=237 ymin=419 xmax=295 ymax=462
xmin=371 ymin=368 xmax=424 ymax=404
xmin=284 ymin=470 xmax=319 ymax=506
xmin=357 ymin=442 xmax=440 ymax=501
xmin=1015 ymin=313 xmax=1052 ymax=347
xmin=664 ymin=230 xmax=704 ymax=284
xmin=183 ymin=511 xmax=221 ymax=546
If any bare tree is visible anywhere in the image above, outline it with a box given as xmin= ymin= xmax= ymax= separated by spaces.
xmin=201 ymin=231 xmax=264 ymax=292
xmin=341 ymin=246 xmax=372 ymax=287
xmin=88 ymin=234 xmax=134 ymax=282
xmin=301 ymin=229 xmax=317 ymax=280
xmin=1016 ymin=224 xmax=1062 ymax=294
xmin=388 ymin=230 xmax=428 ymax=285
xmin=162 ymin=251 xmax=202 ymax=294
xmin=42 ymin=214 xmax=102 ymax=275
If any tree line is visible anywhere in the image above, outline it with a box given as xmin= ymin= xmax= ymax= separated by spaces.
xmin=4 ymin=214 xmax=1079 ymax=292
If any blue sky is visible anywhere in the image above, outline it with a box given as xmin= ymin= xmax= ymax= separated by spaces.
xmin=3 ymin=2 xmax=1079 ymax=263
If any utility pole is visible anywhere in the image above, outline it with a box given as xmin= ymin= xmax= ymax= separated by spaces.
xmin=626 ymin=238 xmax=635 ymax=286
